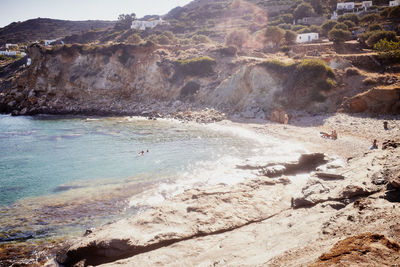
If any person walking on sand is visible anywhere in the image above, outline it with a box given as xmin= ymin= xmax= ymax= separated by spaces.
xmin=370 ymin=139 xmax=378 ymax=150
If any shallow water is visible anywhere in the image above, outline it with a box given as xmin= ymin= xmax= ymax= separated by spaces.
xmin=0 ymin=115 xmax=306 ymax=243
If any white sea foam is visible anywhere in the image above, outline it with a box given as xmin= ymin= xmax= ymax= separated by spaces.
xmin=129 ymin=122 xmax=309 ymax=207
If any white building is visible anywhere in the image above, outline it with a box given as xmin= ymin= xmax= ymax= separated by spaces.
xmin=389 ymin=0 xmax=399 ymax=6
xmin=44 ymin=39 xmax=59 ymax=46
xmin=5 ymin=43 xmax=18 ymax=49
xmin=296 ymin=32 xmax=319 ymax=43
xmin=131 ymin=18 xmax=168 ymax=30
xmin=362 ymin=1 xmax=373 ymax=10
xmin=337 ymin=2 xmax=355 ymax=10
xmin=0 ymin=51 xmax=17 ymax=56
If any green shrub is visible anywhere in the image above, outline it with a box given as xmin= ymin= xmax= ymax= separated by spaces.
xmin=374 ymin=38 xmax=400 ymax=51
xmin=259 ymin=59 xmax=294 ymax=73
xmin=260 ymin=59 xmax=335 ymax=104
xmin=366 ymin=31 xmax=397 ymax=47
xmin=360 ymin=14 xmax=380 ymax=24
xmin=309 ymin=25 xmax=321 ymax=34
xmin=388 ymin=6 xmax=400 ymax=18
xmin=191 ymin=34 xmax=211 ymax=44
xmin=345 ymin=67 xmax=360 ymax=76
xmin=285 ymin=30 xmax=297 ymax=45
xmin=295 ymin=59 xmax=335 ymax=82
xmin=380 ymin=7 xmax=391 ymax=17
xmin=362 ymin=77 xmax=378 ymax=85
xmin=338 ymin=14 xmax=359 ymax=24
xmin=292 ymin=25 xmax=307 ymax=32
xmin=175 ymin=56 xmax=216 ymax=76
xmin=265 ymin=26 xmax=285 ymax=48
xmin=156 ymin=35 xmax=172 ymax=45
xmin=328 ymin=29 xmax=352 ymax=44
xmin=125 ymin=33 xmax=143 ymax=44
xmin=281 ymin=45 xmax=290 ymax=53
xmin=367 ymin=24 xmax=383 ymax=32
xmin=342 ymin=20 xmax=356 ymax=30
xmin=281 ymin=13 xmax=294 ymax=24
xmin=333 ymin=23 xmax=349 ymax=31
xmin=294 ymin=3 xmax=315 ymax=20
xmin=321 ymin=20 xmax=338 ymax=36
xmin=298 ymin=27 xmax=311 ymax=34
xmin=376 ymin=50 xmax=400 ymax=64
xmin=277 ymin=23 xmax=292 ymax=30
xmin=218 ymin=46 xmax=237 ymax=56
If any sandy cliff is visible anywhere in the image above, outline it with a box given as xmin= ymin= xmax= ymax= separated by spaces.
xmin=0 ymin=43 xmax=289 ymax=118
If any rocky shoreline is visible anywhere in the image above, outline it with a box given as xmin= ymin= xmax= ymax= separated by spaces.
xmin=24 ymin=113 xmax=392 ymax=266
xmin=0 ymin=112 xmax=399 ymax=266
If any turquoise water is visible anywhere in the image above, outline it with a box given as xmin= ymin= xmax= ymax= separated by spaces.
xmin=0 ymin=114 xmax=306 ymax=244
xmin=0 ymin=115 xmax=254 ymax=207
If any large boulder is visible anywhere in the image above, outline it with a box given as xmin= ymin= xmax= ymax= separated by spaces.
xmin=343 ymin=87 xmax=400 ymax=114
xmin=310 ymin=233 xmax=400 ymax=266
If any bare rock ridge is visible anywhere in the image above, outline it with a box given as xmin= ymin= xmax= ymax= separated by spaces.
xmin=54 ymin=147 xmax=400 ymax=266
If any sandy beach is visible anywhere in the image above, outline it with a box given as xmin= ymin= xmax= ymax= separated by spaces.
xmin=45 ymin=112 xmax=400 ymax=267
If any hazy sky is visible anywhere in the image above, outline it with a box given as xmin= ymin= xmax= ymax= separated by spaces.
xmin=0 ymin=0 xmax=193 ymax=27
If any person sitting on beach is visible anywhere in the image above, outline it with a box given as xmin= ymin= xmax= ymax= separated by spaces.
xmin=320 ymin=130 xmax=337 ymax=140
xmin=139 ymin=150 xmax=145 ymax=155
xmin=370 ymin=139 xmax=378 ymax=150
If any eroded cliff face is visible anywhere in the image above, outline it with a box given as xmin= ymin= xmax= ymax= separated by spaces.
xmin=0 ymin=43 xmax=287 ymax=117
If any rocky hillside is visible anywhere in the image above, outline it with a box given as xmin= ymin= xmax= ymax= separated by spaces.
xmin=0 ymin=18 xmax=115 ymax=45
xmin=1 ymin=40 xmax=400 ymax=117
xmin=0 ymin=42 xmax=352 ymax=117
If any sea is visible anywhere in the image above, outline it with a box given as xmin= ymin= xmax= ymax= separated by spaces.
xmin=0 ymin=114 xmax=306 ymax=244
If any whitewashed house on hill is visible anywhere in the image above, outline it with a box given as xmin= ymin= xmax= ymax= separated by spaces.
xmin=296 ymin=32 xmax=319 ymax=43
xmin=362 ymin=1 xmax=373 ymax=10
xmin=5 ymin=43 xmax=18 ymax=49
xmin=337 ymin=2 xmax=355 ymax=10
xmin=44 ymin=39 xmax=64 ymax=46
xmin=131 ymin=18 xmax=168 ymax=30
xmin=389 ymin=0 xmax=399 ymax=6
xmin=0 ymin=51 xmax=17 ymax=56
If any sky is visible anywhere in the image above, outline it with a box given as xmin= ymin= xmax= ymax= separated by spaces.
xmin=0 ymin=0 xmax=193 ymax=27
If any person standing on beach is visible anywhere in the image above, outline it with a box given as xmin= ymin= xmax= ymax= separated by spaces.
xmin=370 ymin=139 xmax=378 ymax=150
xmin=383 ymin=121 xmax=389 ymax=130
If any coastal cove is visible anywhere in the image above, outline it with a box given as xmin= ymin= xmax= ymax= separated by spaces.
xmin=0 ymin=114 xmax=306 ymax=256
